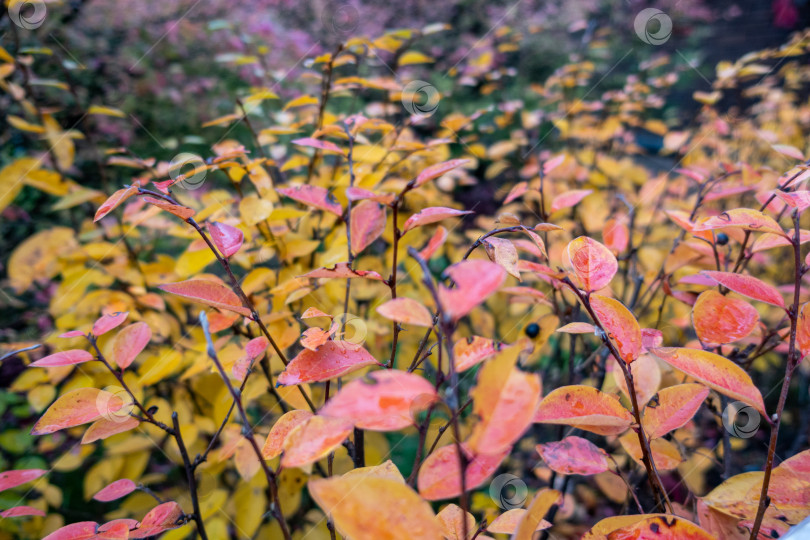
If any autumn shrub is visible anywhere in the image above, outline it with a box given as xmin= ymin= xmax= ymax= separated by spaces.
xmin=4 ymin=2 xmax=810 ymax=539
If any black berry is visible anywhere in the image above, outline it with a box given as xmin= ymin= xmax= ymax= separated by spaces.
xmin=525 ymin=323 xmax=540 ymax=338
xmin=716 ymin=232 xmax=729 ymax=246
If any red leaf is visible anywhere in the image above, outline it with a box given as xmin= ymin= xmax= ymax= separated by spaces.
xmin=142 ymin=196 xmax=195 ymax=220
xmin=563 ymin=236 xmax=618 ymax=292
xmin=700 ymin=271 xmax=785 ymax=308
xmin=692 ymin=290 xmax=758 ymax=344
xmin=590 ymin=295 xmax=642 ymax=363
xmin=0 ymin=505 xmax=45 ymax=518
xmin=536 ymin=436 xmax=609 ymax=475
xmin=280 ymin=416 xmax=354 ymax=468
xmin=299 ymin=263 xmax=385 ymax=281
xmin=650 ymin=347 xmax=766 ymax=416
xmin=261 ymin=410 xmax=314 ymax=459
xmin=277 ymin=184 xmax=343 ymax=216
xmin=158 ymin=279 xmax=251 ymax=317
xmin=29 ymin=349 xmax=94 ymax=368
xmin=110 ymin=322 xmax=151 ymax=369
xmin=277 ymin=340 xmax=379 ymax=385
xmin=320 ymin=370 xmax=437 ymax=431
xmin=402 ymin=207 xmax=473 ymax=233
xmin=376 ymin=297 xmax=434 ymax=327
xmin=437 ymin=260 xmax=507 ymax=321
xmin=417 ymin=443 xmax=509 ymax=501
xmin=799 ymin=303 xmax=810 ymax=358
xmin=42 ymin=522 xmax=100 ymax=540
xmin=292 ymin=137 xmax=343 ymax=153
xmin=0 ymin=469 xmax=46 ymax=492
xmin=300 ymin=327 xmax=333 ymax=352
xmin=415 ymin=159 xmax=471 ymax=187
xmin=31 ymin=388 xmax=128 ymax=435
xmin=94 ymin=185 xmax=139 ymax=222
xmin=92 ymin=312 xmax=129 ymax=336
xmin=129 ymin=502 xmax=184 ymax=538
xmin=550 ymin=189 xmax=592 ymax=213
xmin=533 ymin=385 xmax=633 ymax=436
xmin=418 ymin=226 xmax=448 ymax=260
xmin=209 ymin=222 xmax=244 ymax=258
xmin=350 ymin=200 xmax=386 ymax=254
xmin=233 ymin=336 xmax=268 ymax=380
xmin=644 ymin=383 xmax=709 ymax=439
xmin=93 ymin=479 xmax=137 ymax=502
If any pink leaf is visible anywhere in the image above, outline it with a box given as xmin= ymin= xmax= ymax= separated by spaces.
xmin=209 ymin=222 xmax=244 ymax=258
xmin=277 ymin=341 xmax=379 ymax=385
xmin=402 ymin=207 xmax=473 ymax=233
xmin=277 ymin=184 xmax=343 ymax=216
xmin=700 ymin=271 xmax=785 ymax=308
xmin=29 ymin=349 xmax=94 ymax=368
xmin=350 ymin=200 xmax=386 ymax=254
xmin=92 ymin=312 xmax=129 ymax=337
xmin=110 ymin=322 xmax=151 ymax=369
xmin=93 ymin=479 xmax=137 ymax=502
xmin=0 ymin=505 xmax=45 ymax=518
xmin=536 ymin=436 xmax=609 ymax=475
xmin=0 ymin=469 xmax=46 ymax=492
xmin=437 ymin=260 xmax=507 ymax=321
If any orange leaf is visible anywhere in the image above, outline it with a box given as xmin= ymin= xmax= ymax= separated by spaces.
xmin=300 ymin=327 xmax=332 ymax=352
xmin=533 ymin=385 xmax=632 ymax=436
xmin=94 ymin=185 xmax=138 ymax=222
xmin=590 ymin=295 xmax=642 ymax=363
xmin=277 ymin=340 xmax=379 ymax=385
xmin=611 ymin=354 xmax=661 ymax=407
xmin=261 ymin=410 xmax=314 ymax=459
xmin=483 ymin=237 xmax=521 ymax=280
xmin=157 ymin=279 xmax=251 ymax=317
xmin=320 ymin=370 xmax=437 ymax=430
xmin=513 ymin=489 xmax=563 ymax=540
xmin=402 ymin=207 xmax=473 ymax=233
xmin=692 ymin=290 xmax=758 ymax=344
xmin=650 ymin=348 xmax=766 ymax=416
xmin=29 ymin=349 xmax=94 ymax=368
xmin=309 ymin=475 xmax=443 ymax=539
xmin=31 ymin=388 xmax=128 ymax=435
xmin=563 ymin=236 xmax=618 ymax=292
xmin=700 ymin=271 xmax=785 ymax=308
xmin=82 ymin=416 xmax=139 ymax=444
xmin=557 ymin=322 xmax=597 ymax=334
xmin=606 ymin=514 xmax=715 ymax=539
xmin=280 ymin=416 xmax=354 ymax=468
xmin=692 ymin=208 xmax=786 ymax=237
xmin=93 ymin=479 xmax=136 ymax=502
xmin=619 ymin=432 xmax=682 ymax=470
xmin=415 ymin=159 xmax=471 ymax=187
xmin=142 ymin=195 xmax=195 ymax=220
xmin=437 ymin=504 xmax=476 ymax=540
xmin=299 ymin=263 xmax=385 ymax=281
xmin=110 ymin=322 xmax=151 ymax=369
xmin=487 ymin=509 xmax=551 ymax=534
xmin=418 ymin=443 xmax=509 ymax=501
xmin=350 ymin=200 xmax=386 ymax=254
xmin=550 ymin=189 xmax=592 ymax=213
xmin=454 ymin=336 xmax=503 ymax=372
xmin=798 ymin=303 xmax=810 ymax=358
xmin=536 ymin=436 xmax=609 ymax=476
xmin=92 ymin=311 xmax=129 ymax=336
xmin=209 ymin=221 xmax=244 ymax=258
xmin=277 ymin=184 xmax=343 ymax=216
xmin=0 ymin=469 xmax=46 ymax=492
xmin=376 ymin=297 xmax=433 ymax=327
xmin=468 ymin=346 xmax=540 ymax=454
xmin=437 ymin=260 xmax=507 ymax=321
